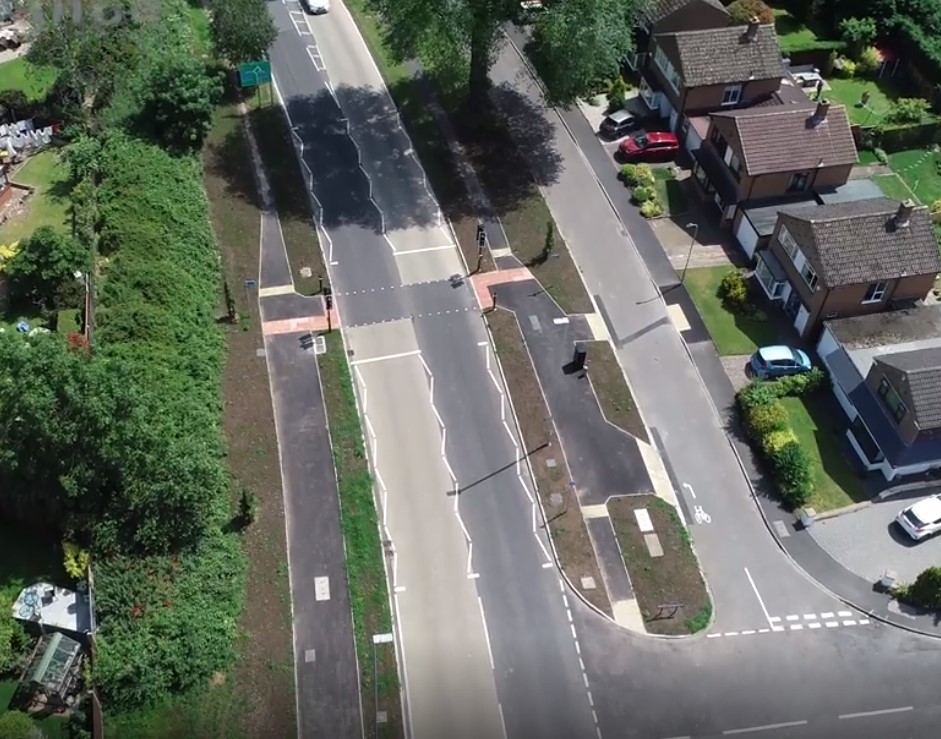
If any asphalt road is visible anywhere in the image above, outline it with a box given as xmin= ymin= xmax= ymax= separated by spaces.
xmin=268 ymin=4 xmax=601 ymax=738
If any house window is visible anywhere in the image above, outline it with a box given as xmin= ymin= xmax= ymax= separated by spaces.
xmin=788 ymin=172 xmax=810 ymax=192
xmin=800 ymin=261 xmax=818 ymax=290
xmin=722 ymin=147 xmax=742 ymax=180
xmin=653 ymin=45 xmax=682 ymax=93
xmin=878 ymin=377 xmax=908 ymax=423
xmin=778 ymin=225 xmax=799 ymax=260
xmin=722 ymin=84 xmax=742 ymax=105
xmin=755 ymin=256 xmax=785 ymax=299
xmin=863 ymin=281 xmax=888 ymax=303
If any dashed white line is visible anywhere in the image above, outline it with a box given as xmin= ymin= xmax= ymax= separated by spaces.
xmin=842 ymin=619 xmax=857 ymax=627
xmin=785 ymin=615 xmax=799 ymax=622
xmin=542 ymin=561 xmax=554 ymax=568
xmin=723 ymin=720 xmax=808 ymax=734
xmin=706 ymin=633 xmax=722 ymax=639
xmin=758 ymin=629 xmax=769 ymax=634
xmin=858 ymin=618 xmax=870 ymax=625
xmin=740 ymin=630 xmax=755 ymax=635
xmin=789 ymin=624 xmax=804 ymax=631
xmin=477 ymin=596 xmax=495 ymax=671
xmin=821 ymin=611 xmax=834 ymax=619
xmin=723 ymin=631 xmax=739 ymax=637
xmin=803 ymin=613 xmax=817 ymax=620
xmin=467 ymin=572 xmax=480 ymax=580
xmin=825 ymin=621 xmax=839 ymax=628
xmin=837 ymin=610 xmax=853 ymax=618
xmin=808 ymin=622 xmax=822 ymax=629
xmin=839 ymin=706 xmax=913 ymax=720
xmin=768 ymin=616 xmax=781 ymax=623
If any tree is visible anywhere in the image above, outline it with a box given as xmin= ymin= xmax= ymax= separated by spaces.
xmin=143 ymin=57 xmax=223 ymax=152
xmin=839 ymin=17 xmax=877 ymax=58
xmin=726 ymin=0 xmax=775 ymax=25
xmin=371 ymin=0 xmax=641 ymax=106
xmin=910 ymin=566 xmax=941 ymax=608
xmin=0 ymin=710 xmax=37 ymax=739
xmin=4 ymin=226 xmax=90 ymax=310
xmin=209 ymin=0 xmax=277 ymax=66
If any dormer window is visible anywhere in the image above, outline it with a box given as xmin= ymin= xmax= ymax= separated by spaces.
xmin=878 ymin=377 xmax=908 ymax=423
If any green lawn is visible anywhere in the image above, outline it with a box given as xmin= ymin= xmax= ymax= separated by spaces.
xmin=887 ymin=149 xmax=941 ymax=206
xmin=821 ymin=77 xmax=895 ymax=126
xmin=781 ymin=395 xmax=867 ymax=511
xmin=873 ymin=173 xmax=918 ymax=203
xmin=855 ymin=149 xmax=881 ymax=166
xmin=773 ymin=9 xmax=843 ymax=54
xmin=684 ymin=267 xmax=779 ymax=356
xmin=653 ymin=167 xmax=689 ymax=216
xmin=0 ymin=149 xmax=73 ymax=244
xmin=187 ymin=5 xmax=212 ymax=57
xmin=0 ymin=58 xmax=57 ymax=102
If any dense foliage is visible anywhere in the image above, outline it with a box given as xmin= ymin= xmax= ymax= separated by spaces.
xmin=907 ymin=565 xmax=941 ymax=608
xmin=3 ymin=225 xmax=90 ymax=311
xmin=208 ymin=0 xmax=278 ymax=65
xmin=726 ymin=0 xmax=775 ymax=25
xmin=142 ymin=57 xmax=224 ymax=152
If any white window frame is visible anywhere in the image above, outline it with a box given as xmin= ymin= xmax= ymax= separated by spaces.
xmin=800 ymin=261 xmax=818 ymax=291
xmin=862 ymin=281 xmax=888 ymax=303
xmin=722 ymin=84 xmax=742 ymax=106
xmin=778 ymin=225 xmax=799 ymax=260
xmin=653 ymin=45 xmax=682 ymax=93
xmin=788 ymin=172 xmax=809 ymax=191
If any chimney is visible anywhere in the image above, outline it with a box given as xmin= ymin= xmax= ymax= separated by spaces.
xmin=745 ymin=17 xmax=760 ymax=41
xmin=895 ymin=199 xmax=915 ymax=228
xmin=808 ymin=99 xmax=830 ymax=127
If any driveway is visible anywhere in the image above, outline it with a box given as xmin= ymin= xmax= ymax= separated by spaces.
xmin=809 ymin=496 xmax=941 ymax=584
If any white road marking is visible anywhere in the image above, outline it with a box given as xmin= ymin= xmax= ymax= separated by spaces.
xmin=314 ymin=576 xmax=330 ymax=601
xmin=723 ymin=720 xmax=808 ymax=734
xmin=789 ymin=624 xmax=803 ymax=631
xmin=768 ymin=616 xmax=780 ymax=623
xmin=758 ymin=629 xmax=770 ymax=634
xmin=682 ymin=482 xmax=696 ymax=499
xmin=393 ymin=244 xmax=456 ymax=255
xmin=744 ymin=567 xmax=775 ymax=630
xmin=785 ymin=615 xmax=799 ymax=621
xmin=839 ymin=706 xmax=913 ymax=720
xmin=842 ymin=619 xmax=857 ymax=627
xmin=477 ymin=340 xmax=489 ymax=346
xmin=808 ymin=622 xmax=822 ymax=629
xmin=706 ymin=633 xmax=722 ymax=638
xmin=837 ymin=610 xmax=853 ymax=617
xmin=542 ymin=561 xmax=554 ymax=568
xmin=477 ymin=596 xmax=495 ymax=671
xmin=740 ymin=630 xmax=755 ymax=635
xmin=825 ymin=621 xmax=839 ymax=628
xmin=467 ymin=573 xmax=480 ymax=579
xmin=821 ymin=612 xmax=834 ymax=619
xmin=394 ymin=586 xmax=406 ymax=593
xmin=724 ymin=632 xmax=739 ymax=637
xmin=858 ymin=618 xmax=871 ymax=625
xmin=802 ymin=613 xmax=817 ymax=620
xmin=350 ymin=349 xmax=421 ymax=366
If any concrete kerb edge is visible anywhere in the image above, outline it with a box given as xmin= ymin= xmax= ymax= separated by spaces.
xmin=267 ymin=74 xmax=407 ymax=734
xmin=480 ymin=306 xmax=616 ymax=628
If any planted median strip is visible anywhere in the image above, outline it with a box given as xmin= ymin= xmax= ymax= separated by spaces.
xmin=608 ymin=495 xmax=711 ymax=635
xmin=584 ymin=340 xmax=648 ymax=442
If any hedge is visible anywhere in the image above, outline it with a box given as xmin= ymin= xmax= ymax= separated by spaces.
xmin=862 ymin=121 xmax=941 ymax=153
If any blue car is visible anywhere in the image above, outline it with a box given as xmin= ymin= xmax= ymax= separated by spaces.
xmin=749 ymin=345 xmax=812 ymax=379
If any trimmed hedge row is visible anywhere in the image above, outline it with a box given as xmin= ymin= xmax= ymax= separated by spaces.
xmin=736 ymin=372 xmax=826 ymax=507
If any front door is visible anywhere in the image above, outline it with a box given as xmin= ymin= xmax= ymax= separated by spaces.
xmin=784 ymin=289 xmax=801 ymax=319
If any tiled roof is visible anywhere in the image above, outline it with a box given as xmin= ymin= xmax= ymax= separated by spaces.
xmin=777 ymin=197 xmax=941 ymax=287
xmin=712 ymin=103 xmax=858 ymax=175
xmin=875 ymin=348 xmax=941 ymax=430
xmin=655 ymin=24 xmax=785 ymax=88
xmin=640 ymin=0 xmax=727 ymax=25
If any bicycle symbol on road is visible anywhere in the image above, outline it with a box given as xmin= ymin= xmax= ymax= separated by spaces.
xmin=693 ymin=506 xmax=711 ymax=525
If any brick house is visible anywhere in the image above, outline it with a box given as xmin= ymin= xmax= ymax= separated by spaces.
xmin=638 ymin=20 xmax=786 ymax=149
xmin=626 ymin=0 xmax=730 ymax=72
xmin=754 ymin=198 xmax=941 ymax=339
xmin=691 ymin=100 xmax=858 ymax=229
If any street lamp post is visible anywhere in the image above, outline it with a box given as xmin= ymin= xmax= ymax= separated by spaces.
xmin=681 ymin=222 xmax=699 ymax=284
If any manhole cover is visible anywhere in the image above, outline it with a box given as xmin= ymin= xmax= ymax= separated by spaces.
xmin=255 ymin=348 xmax=266 ymax=357
xmin=304 ymin=649 xmax=316 ymax=663
xmin=300 ymin=267 xmax=312 ymax=278
xmin=581 ymin=576 xmax=596 ymax=590
xmin=376 ymin=711 xmax=388 ymax=724
xmin=549 ymin=493 xmax=564 ymax=508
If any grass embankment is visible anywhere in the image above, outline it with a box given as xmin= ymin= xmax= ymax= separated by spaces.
xmin=585 ymin=340 xmax=648 ymax=441
xmin=487 ymin=308 xmax=611 ymax=614
xmin=317 ymin=331 xmax=401 ymax=739
xmin=607 ymin=495 xmax=711 ymax=635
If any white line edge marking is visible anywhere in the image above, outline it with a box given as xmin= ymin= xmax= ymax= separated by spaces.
xmin=839 ymin=706 xmax=913 ymax=720
xmin=350 ymin=349 xmax=422 ymax=366
xmin=477 ymin=596 xmax=495 ymax=671
xmin=743 ymin=567 xmax=774 ymax=630
xmin=722 ymin=720 xmax=808 ymax=734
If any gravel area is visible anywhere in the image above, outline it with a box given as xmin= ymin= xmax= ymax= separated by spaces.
xmin=719 ymin=355 xmax=752 ymax=393
xmin=809 ymin=497 xmax=941 ymax=584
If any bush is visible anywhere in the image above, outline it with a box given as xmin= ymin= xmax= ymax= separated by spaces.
xmin=909 ymin=565 xmax=941 ymax=608
xmin=839 ymin=17 xmax=876 ymax=57
xmin=727 ymin=0 xmax=774 ymax=25
xmin=761 ymin=428 xmax=799 ymax=456
xmin=931 ymin=199 xmax=941 ymax=213
xmin=639 ymin=199 xmax=663 ymax=218
xmin=856 ymin=46 xmax=881 ymax=75
xmin=607 ymin=76 xmax=628 ymax=112
xmin=632 ymin=185 xmax=656 ymax=203
xmin=834 ymin=57 xmax=857 ymax=78
xmin=0 ymin=711 xmax=36 ymax=739
xmin=620 ymin=163 xmax=654 ymax=187
xmin=0 ymin=594 xmax=31 ymax=673
xmin=886 ymin=98 xmax=932 ymax=125
xmin=744 ymin=401 xmax=789 ymax=438
xmin=63 ymin=541 xmax=90 ymax=579
xmin=769 ymin=441 xmax=813 ymax=506
xmin=737 ymin=379 xmax=780 ymax=410
xmin=874 ymin=147 xmax=888 ymax=164
xmin=717 ymin=269 xmax=749 ymax=312
xmin=773 ymin=367 xmax=827 ymax=397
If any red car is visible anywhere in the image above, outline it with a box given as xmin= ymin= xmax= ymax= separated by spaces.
xmin=618 ymin=131 xmax=679 ymax=161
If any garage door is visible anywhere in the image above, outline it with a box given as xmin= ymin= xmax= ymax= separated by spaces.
xmin=684 ymin=121 xmax=702 ymax=153
xmin=734 ymin=214 xmax=760 ymax=259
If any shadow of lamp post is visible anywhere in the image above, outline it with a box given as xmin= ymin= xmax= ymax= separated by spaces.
xmin=680 ymin=222 xmax=698 ymax=284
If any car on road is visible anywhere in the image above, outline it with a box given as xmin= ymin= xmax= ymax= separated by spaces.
xmin=303 ymin=0 xmax=330 ymax=13
xmin=600 ymin=109 xmax=638 ymax=139
xmin=749 ymin=345 xmax=812 ymax=378
xmin=617 ymin=131 xmax=679 ymax=161
xmin=896 ymin=495 xmax=941 ymax=541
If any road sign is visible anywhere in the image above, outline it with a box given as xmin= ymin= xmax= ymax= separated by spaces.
xmin=238 ymin=60 xmax=272 ymax=88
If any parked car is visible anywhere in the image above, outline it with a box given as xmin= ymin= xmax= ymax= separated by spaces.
xmin=749 ymin=346 xmax=812 ymax=378
xmin=304 ymin=0 xmax=330 ymax=13
xmin=617 ymin=132 xmax=679 ymax=161
xmin=600 ymin=109 xmax=638 ymax=139
xmin=896 ymin=495 xmax=941 ymax=541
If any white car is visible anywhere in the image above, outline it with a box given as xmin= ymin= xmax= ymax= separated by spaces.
xmin=304 ymin=0 xmax=330 ymax=13
xmin=896 ymin=495 xmax=941 ymax=541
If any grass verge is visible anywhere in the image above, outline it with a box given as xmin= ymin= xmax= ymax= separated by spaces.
xmin=781 ymin=394 xmax=867 ymax=511
xmin=0 ymin=58 xmax=57 ymax=101
xmin=653 ymin=168 xmax=689 ymax=216
xmin=888 ymin=148 xmax=941 ymax=206
xmin=1 ymin=148 xmax=73 ymax=243
xmin=317 ymin=331 xmax=401 ymax=739
xmin=585 ymin=340 xmax=648 ymax=442
xmin=247 ymin=103 xmax=324 ymax=296
xmin=607 ymin=495 xmax=711 ymax=635
xmin=684 ymin=267 xmax=780 ymax=356
xmin=487 ymin=308 xmax=611 ymax=615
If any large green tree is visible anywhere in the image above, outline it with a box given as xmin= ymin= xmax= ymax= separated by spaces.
xmin=143 ymin=57 xmax=223 ymax=152
xmin=208 ymin=0 xmax=277 ymax=65
xmin=371 ymin=0 xmax=640 ymax=105
xmin=4 ymin=226 xmax=90 ymax=310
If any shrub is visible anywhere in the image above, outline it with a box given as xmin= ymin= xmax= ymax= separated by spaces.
xmin=717 ymin=269 xmax=749 ymax=312
xmin=727 ymin=0 xmax=774 ymax=25
xmin=874 ymin=147 xmax=888 ymax=164
xmin=839 ymin=17 xmax=876 ymax=57
xmin=909 ymin=566 xmax=941 ymax=608
xmin=886 ymin=98 xmax=932 ymax=125
xmin=63 ymin=541 xmax=91 ymax=579
xmin=769 ymin=441 xmax=813 ymax=506
xmin=773 ymin=367 xmax=827 ymax=397
xmin=737 ymin=379 xmax=780 ymax=411
xmin=0 ymin=593 xmax=31 ymax=673
xmin=761 ymin=428 xmax=799 ymax=456
xmin=639 ymin=199 xmax=663 ymax=218
xmin=835 ymin=57 xmax=857 ymax=78
xmin=620 ymin=163 xmax=655 ymax=186
xmin=0 ymin=711 xmax=36 ymax=739
xmin=931 ymin=199 xmax=941 ymax=213
xmin=744 ymin=401 xmax=789 ymax=438
xmin=632 ymin=185 xmax=656 ymax=203
xmin=856 ymin=46 xmax=881 ymax=76
xmin=607 ymin=76 xmax=628 ymax=112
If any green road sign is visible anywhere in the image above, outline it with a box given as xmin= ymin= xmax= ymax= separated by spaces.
xmin=239 ymin=60 xmax=272 ymax=88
